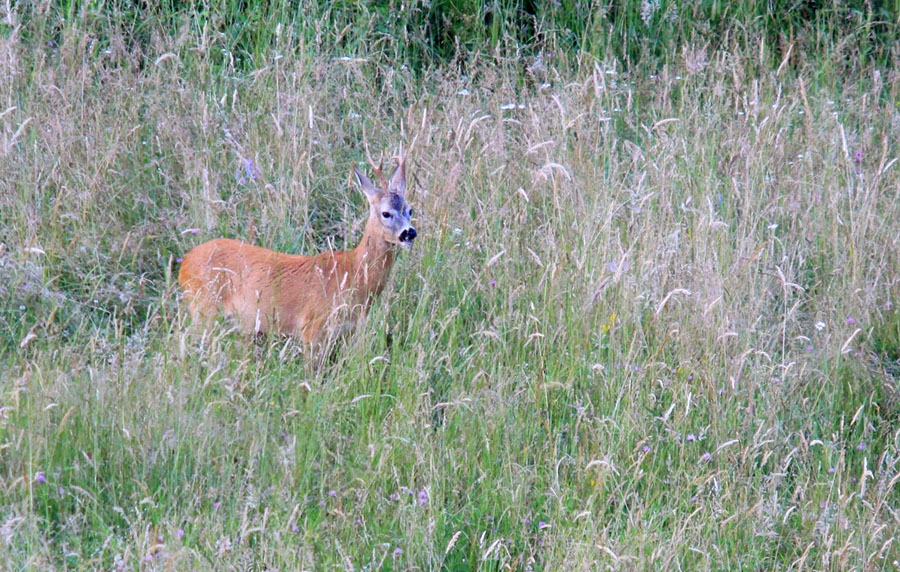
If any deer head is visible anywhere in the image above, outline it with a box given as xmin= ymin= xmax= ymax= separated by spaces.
xmin=353 ymin=156 xmax=416 ymax=249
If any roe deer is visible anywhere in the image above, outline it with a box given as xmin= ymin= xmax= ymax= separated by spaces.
xmin=178 ymin=154 xmax=416 ymax=347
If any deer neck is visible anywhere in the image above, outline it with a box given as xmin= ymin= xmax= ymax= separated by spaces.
xmin=352 ymin=218 xmax=397 ymax=297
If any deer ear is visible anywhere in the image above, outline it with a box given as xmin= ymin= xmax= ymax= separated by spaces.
xmin=354 ymin=165 xmax=380 ymax=200
xmin=389 ymin=159 xmax=406 ymax=197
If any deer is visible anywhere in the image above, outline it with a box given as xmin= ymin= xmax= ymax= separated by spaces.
xmin=177 ymin=152 xmax=416 ymax=348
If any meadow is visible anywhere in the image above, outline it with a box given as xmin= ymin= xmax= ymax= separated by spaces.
xmin=2 ymin=1 xmax=900 ymax=570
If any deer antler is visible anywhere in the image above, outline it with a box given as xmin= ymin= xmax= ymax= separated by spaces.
xmin=364 ymin=142 xmax=387 ymax=189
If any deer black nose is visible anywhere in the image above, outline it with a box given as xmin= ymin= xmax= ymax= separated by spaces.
xmin=400 ymin=228 xmax=417 ymax=242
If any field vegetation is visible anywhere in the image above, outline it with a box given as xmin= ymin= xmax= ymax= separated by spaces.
xmin=2 ymin=1 xmax=900 ymax=569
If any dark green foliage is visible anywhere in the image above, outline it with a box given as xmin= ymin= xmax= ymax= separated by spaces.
xmin=13 ymin=0 xmax=900 ymax=74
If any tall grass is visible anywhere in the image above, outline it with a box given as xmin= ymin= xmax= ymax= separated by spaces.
xmin=2 ymin=1 xmax=900 ymax=570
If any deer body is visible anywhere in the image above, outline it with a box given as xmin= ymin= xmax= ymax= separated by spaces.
xmin=178 ymin=157 xmax=415 ymax=346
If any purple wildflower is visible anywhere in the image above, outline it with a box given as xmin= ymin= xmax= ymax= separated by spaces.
xmin=291 ymin=524 xmax=299 ymax=532
xmin=328 ymin=489 xmax=336 ymax=497
xmin=489 ymin=279 xmax=496 ymax=287
xmin=213 ymin=501 xmax=220 ymax=510
xmin=244 ymin=158 xmax=259 ymax=180
xmin=642 ymin=445 xmax=651 ymax=453
xmin=34 ymin=472 xmax=46 ymax=484
xmin=827 ymin=467 xmax=835 ymax=474
xmin=177 ymin=529 xmax=185 ymax=538
xmin=846 ymin=316 xmax=856 ymax=325
xmin=856 ymin=442 xmax=866 ymax=450
xmin=700 ymin=452 xmax=713 ymax=463
xmin=236 ymin=157 xmax=260 ymax=184
xmin=686 ymin=434 xmax=697 ymax=442
xmin=393 ymin=547 xmax=404 ymax=555
xmin=538 ymin=520 xmax=549 ymax=529
xmin=176 ymin=257 xmax=183 ymax=263
xmin=854 ymin=150 xmax=863 ymax=164
xmin=417 ymin=489 xmax=428 ymax=506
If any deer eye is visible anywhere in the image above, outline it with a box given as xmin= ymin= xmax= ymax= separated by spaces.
xmin=382 ymin=212 xmax=392 ymax=219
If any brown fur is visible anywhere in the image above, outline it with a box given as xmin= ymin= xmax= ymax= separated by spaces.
xmin=178 ymin=158 xmax=413 ymax=347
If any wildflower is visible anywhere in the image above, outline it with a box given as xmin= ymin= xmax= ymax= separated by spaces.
xmin=686 ymin=434 xmax=697 ymax=442
xmin=291 ymin=524 xmax=299 ymax=532
xmin=213 ymin=501 xmax=220 ymax=510
xmin=177 ymin=529 xmax=185 ymax=538
xmin=699 ymin=452 xmax=713 ymax=463
xmin=236 ymin=157 xmax=260 ymax=185
xmin=846 ymin=316 xmax=856 ymax=325
xmin=642 ymin=445 xmax=651 ymax=453
xmin=176 ymin=257 xmax=183 ymax=263
xmin=815 ymin=321 xmax=826 ymax=331
xmin=393 ymin=547 xmax=404 ymax=555
xmin=489 ymin=279 xmax=496 ymax=287
xmin=417 ymin=489 xmax=428 ymax=506
xmin=34 ymin=472 xmax=46 ymax=484
xmin=244 ymin=158 xmax=259 ymax=180
xmin=856 ymin=442 xmax=866 ymax=450
xmin=806 ymin=345 xmax=814 ymax=351
xmin=827 ymin=467 xmax=835 ymax=474
xmin=854 ymin=150 xmax=863 ymax=164
xmin=328 ymin=489 xmax=336 ymax=497
xmin=538 ymin=521 xmax=549 ymax=529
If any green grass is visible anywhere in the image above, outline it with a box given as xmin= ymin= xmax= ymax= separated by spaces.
xmin=2 ymin=1 xmax=900 ymax=570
